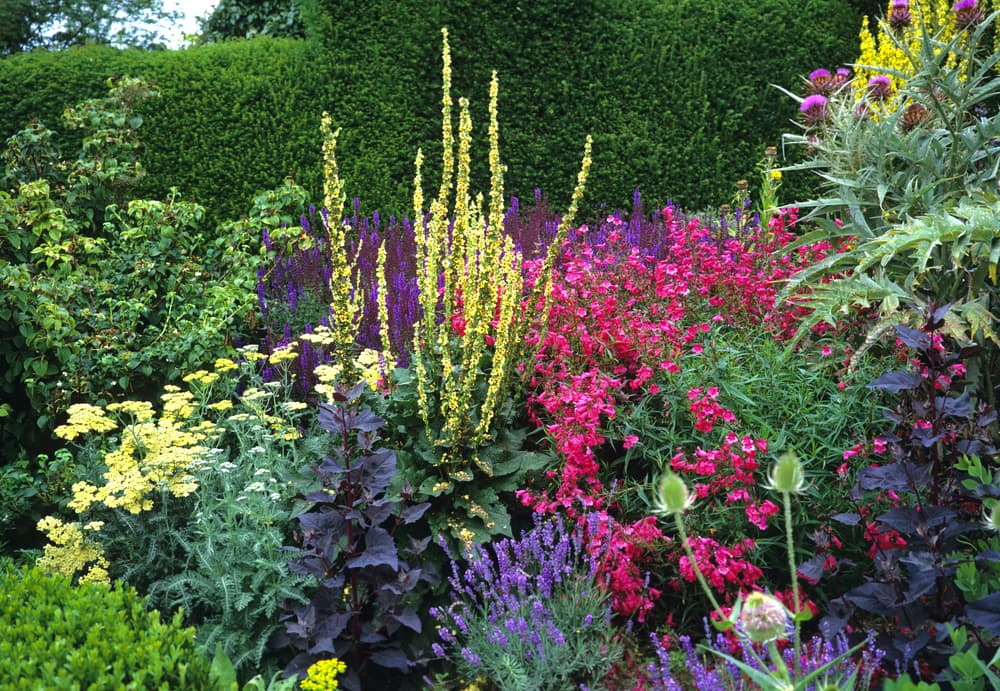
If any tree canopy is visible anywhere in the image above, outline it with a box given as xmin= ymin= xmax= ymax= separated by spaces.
xmin=196 ymin=0 xmax=304 ymax=44
xmin=0 ymin=0 xmax=181 ymax=55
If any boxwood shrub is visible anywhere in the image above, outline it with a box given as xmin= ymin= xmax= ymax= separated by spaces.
xmin=0 ymin=564 xmax=218 ymax=689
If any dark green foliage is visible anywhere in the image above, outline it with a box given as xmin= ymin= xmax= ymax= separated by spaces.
xmin=0 ymin=38 xmax=329 ymax=227
xmin=310 ymin=0 xmax=863 ymax=216
xmin=0 ymin=1 xmax=863 ymax=220
xmin=0 ymin=564 xmax=218 ymax=689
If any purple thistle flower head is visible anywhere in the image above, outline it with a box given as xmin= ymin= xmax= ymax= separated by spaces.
xmin=806 ymin=68 xmax=837 ymax=96
xmin=954 ymin=0 xmax=983 ymax=29
xmin=800 ymin=94 xmax=830 ymax=126
xmin=889 ymin=0 xmax=912 ymax=30
xmin=868 ymin=74 xmax=892 ymax=100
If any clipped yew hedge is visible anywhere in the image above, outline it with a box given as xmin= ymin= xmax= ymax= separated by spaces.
xmin=0 ymin=0 xmax=864 ymax=220
xmin=0 ymin=38 xmax=329 ymax=226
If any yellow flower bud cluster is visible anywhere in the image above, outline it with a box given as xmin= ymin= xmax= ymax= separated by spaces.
xmin=320 ymin=115 xmax=364 ymax=380
xmin=300 ymin=657 xmax=347 ymax=691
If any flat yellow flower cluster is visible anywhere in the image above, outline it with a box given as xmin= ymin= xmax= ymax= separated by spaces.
xmin=38 ymin=352 xmax=306 ymax=581
xmin=35 ymin=516 xmax=110 ymax=583
xmin=300 ymin=658 xmax=347 ymax=691
xmin=54 ymin=403 xmax=118 ymax=441
xmin=69 ymin=415 xmax=215 ymax=515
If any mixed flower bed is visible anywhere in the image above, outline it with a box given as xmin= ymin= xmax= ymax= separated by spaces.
xmin=3 ymin=1 xmax=1000 ymax=690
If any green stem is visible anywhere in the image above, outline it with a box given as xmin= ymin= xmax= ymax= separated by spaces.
xmin=783 ymin=490 xmax=802 ymax=681
xmin=674 ymin=513 xmax=725 ymax=621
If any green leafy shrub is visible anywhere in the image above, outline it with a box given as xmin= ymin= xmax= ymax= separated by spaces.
xmin=0 ymin=77 xmax=258 ymax=468
xmin=0 ymin=563 xmax=218 ymax=689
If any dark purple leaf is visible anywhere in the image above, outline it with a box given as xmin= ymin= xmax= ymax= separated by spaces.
xmin=349 ymin=408 xmax=384 ymax=433
xmin=364 ymin=499 xmax=395 ymax=527
xmin=938 ymin=391 xmax=971 ymax=418
xmin=346 ymin=527 xmax=398 ymax=570
xmin=797 ymin=554 xmax=828 ymax=583
xmin=867 ymin=370 xmax=922 ymax=393
xmin=900 ymin=557 xmax=939 ymax=602
xmin=977 ymin=550 xmax=1000 ymax=564
xmin=369 ymin=647 xmax=412 ymax=671
xmin=400 ymin=502 xmax=431 ymax=525
xmin=312 ymin=612 xmax=352 ymax=649
xmin=930 ymin=303 xmax=951 ymax=327
xmin=362 ymin=447 xmax=397 ymax=494
xmin=881 ymin=408 xmax=906 ymax=425
xmin=894 ymin=325 xmax=932 ymax=351
xmin=318 ymin=402 xmax=348 ymax=434
xmin=303 ymin=490 xmax=340 ymax=505
xmin=911 ymin=425 xmax=945 ymax=447
xmin=832 ymin=512 xmax=862 ymax=526
xmin=359 ymin=622 xmax=386 ymax=643
xmin=299 ymin=510 xmax=346 ymax=538
xmin=877 ymin=506 xmax=955 ymax=534
xmin=819 ymin=597 xmax=852 ymax=639
xmin=844 ymin=581 xmax=901 ymax=616
xmin=388 ymin=608 xmax=422 ymax=632
xmin=966 ymin=591 xmax=1000 ymax=637
xmin=856 ymin=462 xmax=930 ymax=492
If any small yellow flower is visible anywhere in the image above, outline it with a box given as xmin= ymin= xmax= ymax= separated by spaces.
xmin=769 ymin=169 xmax=782 ymax=181
xmin=209 ymin=400 xmax=234 ymax=412
xmin=300 ymin=657 xmax=347 ymax=691
xmin=213 ymin=357 xmax=238 ymax=372
xmin=268 ymin=345 xmax=299 ymax=364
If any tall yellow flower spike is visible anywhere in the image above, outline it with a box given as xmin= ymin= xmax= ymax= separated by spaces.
xmin=320 ymin=114 xmax=363 ymax=380
xmin=410 ymin=28 xmax=592 ymax=474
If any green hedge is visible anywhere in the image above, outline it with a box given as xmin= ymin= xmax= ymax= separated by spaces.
xmin=311 ymin=0 xmax=865 ymax=215
xmin=0 ymin=0 xmax=863 ymax=220
xmin=0 ymin=38 xmax=329 ymax=226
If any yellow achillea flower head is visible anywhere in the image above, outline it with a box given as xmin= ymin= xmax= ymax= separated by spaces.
xmin=106 ymin=400 xmax=155 ymax=421
xmin=300 ymin=658 xmax=347 ymax=691
xmin=55 ymin=403 xmax=117 ymax=441
xmin=213 ymin=357 xmax=238 ymax=372
xmin=35 ymin=516 xmax=110 ymax=583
